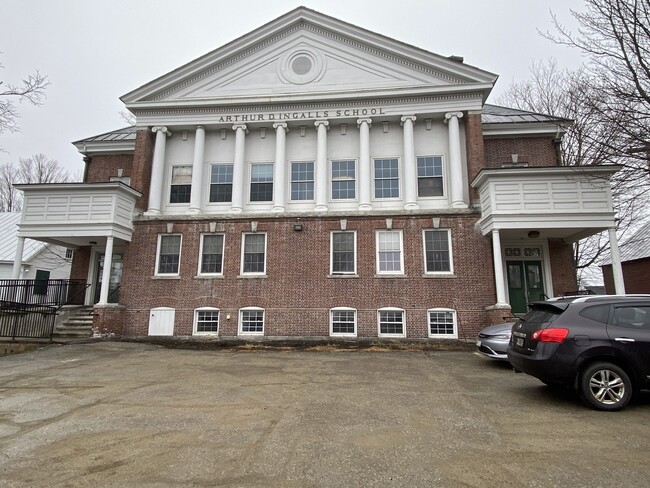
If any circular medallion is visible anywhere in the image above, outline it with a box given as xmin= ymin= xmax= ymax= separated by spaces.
xmin=278 ymin=47 xmax=326 ymax=85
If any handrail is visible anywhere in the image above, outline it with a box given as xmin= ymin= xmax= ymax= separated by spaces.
xmin=0 ymin=279 xmax=90 ymax=308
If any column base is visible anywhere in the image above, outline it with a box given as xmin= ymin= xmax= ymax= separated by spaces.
xmin=484 ymin=303 xmax=514 ymax=325
xmin=272 ymin=206 xmax=285 ymax=213
xmin=143 ymin=209 xmax=161 ymax=216
xmin=451 ymin=201 xmax=468 ymax=209
xmin=315 ymin=205 xmax=328 ymax=212
xmin=188 ymin=208 xmax=202 ymax=215
xmin=358 ymin=203 xmax=372 ymax=211
xmin=230 ymin=207 xmax=243 ymax=214
xmin=404 ymin=202 xmax=419 ymax=210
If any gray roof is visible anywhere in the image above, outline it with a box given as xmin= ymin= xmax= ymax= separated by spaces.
xmin=618 ymin=221 xmax=650 ymax=263
xmin=0 ymin=213 xmax=45 ymax=263
xmin=482 ymin=104 xmax=568 ymax=125
xmin=73 ymin=126 xmax=136 ymax=145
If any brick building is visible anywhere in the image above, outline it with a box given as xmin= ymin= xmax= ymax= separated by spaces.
xmin=12 ymin=8 xmax=625 ymax=339
xmin=602 ymin=221 xmax=650 ymax=294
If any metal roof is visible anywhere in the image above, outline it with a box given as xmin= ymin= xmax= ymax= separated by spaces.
xmin=73 ymin=126 xmax=136 ymax=145
xmin=482 ymin=104 xmax=568 ymax=125
xmin=0 ymin=213 xmax=46 ymax=263
xmin=618 ymin=221 xmax=650 ymax=263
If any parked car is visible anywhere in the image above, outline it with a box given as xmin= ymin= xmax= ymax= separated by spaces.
xmin=476 ymin=322 xmax=514 ymax=360
xmin=507 ymin=295 xmax=650 ymax=411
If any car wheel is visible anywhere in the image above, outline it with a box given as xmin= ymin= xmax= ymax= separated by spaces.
xmin=579 ymin=362 xmax=632 ymax=411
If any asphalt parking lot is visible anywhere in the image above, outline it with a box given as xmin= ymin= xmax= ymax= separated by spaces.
xmin=1 ymin=342 xmax=649 ymax=487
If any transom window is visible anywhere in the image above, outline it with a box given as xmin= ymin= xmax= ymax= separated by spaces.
xmin=378 ymin=308 xmax=405 ymax=337
xmin=170 ymin=166 xmax=192 ymax=203
xmin=240 ymin=308 xmax=264 ymax=335
xmin=428 ymin=309 xmax=457 ymax=338
xmin=423 ymin=230 xmax=453 ymax=273
xmin=250 ymin=163 xmax=274 ymax=202
xmin=417 ymin=156 xmax=444 ymax=197
xmin=291 ymin=161 xmax=314 ymax=200
xmin=374 ymin=159 xmax=399 ymax=199
xmin=376 ymin=230 xmax=404 ymax=274
xmin=330 ymin=308 xmax=357 ymax=336
xmin=209 ymin=164 xmax=233 ymax=202
xmin=199 ymin=234 xmax=224 ymax=275
xmin=331 ymin=231 xmax=356 ymax=274
xmin=194 ymin=308 xmax=219 ymax=335
xmin=241 ymin=233 xmax=266 ymax=274
xmin=331 ymin=160 xmax=356 ymax=199
xmin=157 ymin=234 xmax=181 ymax=275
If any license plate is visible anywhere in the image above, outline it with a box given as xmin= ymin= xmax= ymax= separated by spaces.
xmin=516 ymin=337 xmax=524 ymax=348
xmin=476 ymin=340 xmax=481 ymax=347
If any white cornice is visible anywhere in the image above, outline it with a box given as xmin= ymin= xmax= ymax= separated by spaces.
xmin=482 ymin=122 xmax=563 ymax=137
xmin=73 ymin=141 xmax=136 ymax=155
xmin=470 ymin=165 xmax=622 ymax=189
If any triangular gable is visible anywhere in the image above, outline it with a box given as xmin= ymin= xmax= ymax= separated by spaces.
xmin=122 ymin=7 xmax=497 ymax=108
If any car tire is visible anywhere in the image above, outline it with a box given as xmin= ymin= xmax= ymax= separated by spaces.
xmin=579 ymin=362 xmax=632 ymax=411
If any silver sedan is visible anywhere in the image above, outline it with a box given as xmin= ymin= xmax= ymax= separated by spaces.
xmin=476 ymin=322 xmax=514 ymax=360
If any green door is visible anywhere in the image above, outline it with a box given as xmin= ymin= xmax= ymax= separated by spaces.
xmin=507 ymin=260 xmax=545 ymax=314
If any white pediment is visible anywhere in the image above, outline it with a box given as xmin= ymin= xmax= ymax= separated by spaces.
xmin=122 ymin=7 xmax=497 ymax=107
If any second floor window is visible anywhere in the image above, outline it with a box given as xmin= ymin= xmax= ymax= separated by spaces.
xmin=157 ymin=234 xmax=181 ymax=275
xmin=374 ymin=159 xmax=399 ymax=198
xmin=241 ymin=233 xmax=266 ymax=274
xmin=170 ymin=166 xmax=192 ymax=203
xmin=376 ymin=230 xmax=403 ymax=274
xmin=200 ymin=234 xmax=225 ymax=275
xmin=291 ymin=161 xmax=314 ymax=200
xmin=331 ymin=231 xmax=356 ymax=274
xmin=331 ymin=160 xmax=356 ymax=199
xmin=250 ymin=163 xmax=274 ymax=202
xmin=417 ymin=156 xmax=444 ymax=197
xmin=209 ymin=164 xmax=233 ymax=202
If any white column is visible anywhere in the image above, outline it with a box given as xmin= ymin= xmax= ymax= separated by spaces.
xmin=11 ymin=236 xmax=25 ymax=279
xmin=608 ymin=227 xmax=626 ymax=294
xmin=188 ymin=125 xmax=205 ymax=215
xmin=98 ymin=236 xmax=114 ymax=305
xmin=358 ymin=118 xmax=372 ymax=211
xmin=401 ymin=115 xmax=418 ymax=210
xmin=445 ymin=112 xmax=466 ymax=208
xmin=231 ymin=124 xmax=247 ymax=213
xmin=146 ymin=126 xmax=171 ymax=215
xmin=492 ymin=229 xmax=508 ymax=305
xmin=314 ymin=120 xmax=329 ymax=211
xmin=273 ymin=122 xmax=288 ymax=212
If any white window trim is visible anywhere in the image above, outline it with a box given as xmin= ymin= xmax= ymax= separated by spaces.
xmin=375 ymin=229 xmax=405 ymax=275
xmin=193 ymin=307 xmax=220 ymax=336
xmin=372 ymin=157 xmax=401 ymax=201
xmin=330 ymin=230 xmax=357 ymax=275
xmin=289 ymin=160 xmax=316 ymax=202
xmin=330 ymin=158 xmax=358 ymax=201
xmin=197 ymin=233 xmax=225 ymax=277
xmin=168 ymin=164 xmax=193 ymax=206
xmin=427 ymin=308 xmax=458 ymax=339
xmin=377 ymin=307 xmax=406 ymax=338
xmin=208 ymin=163 xmax=234 ymax=204
xmin=416 ymin=155 xmax=446 ymax=199
xmin=329 ymin=307 xmax=357 ymax=337
xmin=422 ymin=229 xmax=454 ymax=276
xmin=239 ymin=306 xmax=265 ymax=336
xmin=248 ymin=161 xmax=275 ymax=204
xmin=155 ymin=234 xmax=182 ymax=277
xmin=240 ymin=232 xmax=268 ymax=276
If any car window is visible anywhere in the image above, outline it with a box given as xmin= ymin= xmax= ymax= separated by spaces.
xmin=579 ymin=305 xmax=610 ymax=324
xmin=612 ymin=306 xmax=650 ymax=329
xmin=522 ymin=307 xmax=562 ymax=324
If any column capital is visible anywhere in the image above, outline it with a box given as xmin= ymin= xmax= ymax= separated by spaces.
xmin=232 ymin=124 xmax=248 ymax=133
xmin=196 ymin=125 xmax=205 ymax=131
xmin=314 ymin=119 xmax=330 ymax=129
xmin=444 ymin=112 xmax=464 ymax=122
xmin=357 ymin=118 xmax=372 ymax=128
xmin=152 ymin=126 xmax=171 ymax=136
xmin=273 ymin=122 xmax=288 ymax=131
xmin=400 ymin=115 xmax=417 ymax=125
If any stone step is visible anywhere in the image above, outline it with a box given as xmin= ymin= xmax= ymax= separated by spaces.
xmin=53 ymin=327 xmax=93 ymax=338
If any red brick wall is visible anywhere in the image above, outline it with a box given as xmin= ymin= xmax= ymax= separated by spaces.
xmin=548 ymin=239 xmax=578 ymax=295
xmin=602 ymin=259 xmax=650 ymax=293
xmin=85 ymin=154 xmax=133 ymax=183
xmin=484 ymin=136 xmax=559 ymax=168
xmin=131 ymin=129 xmax=154 ymax=211
xmin=465 ymin=113 xmax=486 ymax=203
xmin=116 ymin=214 xmax=497 ymax=339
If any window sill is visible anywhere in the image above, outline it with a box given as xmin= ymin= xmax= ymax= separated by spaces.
xmin=378 ymin=334 xmax=407 ymax=338
xmin=237 ymin=274 xmax=268 ymax=279
xmin=193 ymin=332 xmax=220 ymax=336
xmin=330 ymin=333 xmax=357 ymax=338
xmin=194 ymin=275 xmax=225 ymax=280
xmin=239 ymin=332 xmax=264 ymax=336
xmin=422 ymin=273 xmax=456 ymax=279
xmin=328 ymin=274 xmax=359 ymax=278
xmin=374 ymin=274 xmax=407 ymax=278
xmin=152 ymin=275 xmax=181 ymax=280
xmin=429 ymin=334 xmax=459 ymax=339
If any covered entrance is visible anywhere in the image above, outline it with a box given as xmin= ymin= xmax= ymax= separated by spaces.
xmin=93 ymin=253 xmax=123 ymax=304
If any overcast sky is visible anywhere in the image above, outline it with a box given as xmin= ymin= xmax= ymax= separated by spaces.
xmin=1 ymin=0 xmax=587 ymax=175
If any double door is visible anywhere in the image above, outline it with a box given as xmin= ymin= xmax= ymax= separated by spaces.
xmin=507 ymin=260 xmax=545 ymax=314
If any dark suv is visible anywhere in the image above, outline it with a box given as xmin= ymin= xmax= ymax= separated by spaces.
xmin=507 ymin=295 xmax=650 ymax=411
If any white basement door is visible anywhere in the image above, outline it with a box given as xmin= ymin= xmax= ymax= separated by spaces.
xmin=148 ymin=307 xmax=175 ymax=336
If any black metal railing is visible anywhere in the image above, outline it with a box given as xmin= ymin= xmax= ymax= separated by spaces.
xmin=0 ymin=303 xmax=57 ymax=339
xmin=0 ymin=279 xmax=90 ymax=308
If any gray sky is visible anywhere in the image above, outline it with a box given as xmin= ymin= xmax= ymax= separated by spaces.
xmin=1 ymin=0 xmax=586 ymax=175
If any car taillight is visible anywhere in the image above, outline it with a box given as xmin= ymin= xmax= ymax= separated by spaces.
xmin=531 ymin=328 xmax=569 ymax=343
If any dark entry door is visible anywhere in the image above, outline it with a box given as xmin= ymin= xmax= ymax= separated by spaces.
xmin=507 ymin=261 xmax=545 ymax=314
xmin=94 ymin=253 xmax=123 ymax=304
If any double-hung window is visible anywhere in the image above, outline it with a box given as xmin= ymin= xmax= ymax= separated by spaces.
xmin=331 ymin=231 xmax=356 ymax=275
xmin=376 ymin=230 xmax=404 ymax=274
xmin=194 ymin=308 xmax=220 ymax=335
xmin=428 ymin=309 xmax=457 ymax=338
xmin=156 ymin=234 xmax=182 ymax=275
xmin=250 ymin=163 xmax=274 ymax=202
xmin=209 ymin=164 xmax=233 ymax=202
xmin=170 ymin=166 xmax=192 ymax=203
xmin=331 ymin=160 xmax=356 ymax=200
xmin=291 ymin=161 xmax=314 ymax=200
xmin=417 ymin=156 xmax=444 ymax=197
xmin=330 ymin=308 xmax=357 ymax=337
xmin=423 ymin=230 xmax=453 ymax=274
xmin=378 ymin=308 xmax=406 ymax=337
xmin=239 ymin=307 xmax=264 ymax=335
xmin=374 ymin=158 xmax=399 ymax=198
xmin=241 ymin=233 xmax=266 ymax=275
xmin=199 ymin=234 xmax=224 ymax=275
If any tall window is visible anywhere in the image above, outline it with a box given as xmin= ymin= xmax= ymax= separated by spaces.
xmin=291 ymin=161 xmax=314 ymax=200
xmin=374 ymin=158 xmax=399 ymax=198
xmin=423 ymin=230 xmax=453 ymax=273
xmin=331 ymin=160 xmax=356 ymax=199
xmin=250 ymin=163 xmax=274 ymax=202
xmin=241 ymin=233 xmax=266 ymax=274
xmin=376 ymin=230 xmax=404 ymax=274
xmin=331 ymin=231 xmax=356 ymax=274
xmin=209 ymin=164 xmax=233 ymax=202
xmin=428 ymin=309 xmax=457 ymax=338
xmin=194 ymin=308 xmax=220 ymax=335
xmin=157 ymin=234 xmax=182 ymax=275
xmin=199 ymin=234 xmax=224 ymax=275
xmin=417 ymin=156 xmax=444 ymax=197
xmin=378 ymin=308 xmax=406 ymax=337
xmin=330 ymin=308 xmax=357 ymax=337
xmin=240 ymin=307 xmax=264 ymax=335
xmin=170 ymin=166 xmax=192 ymax=203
